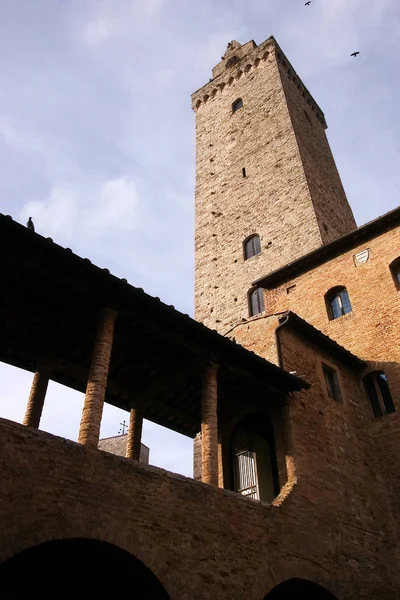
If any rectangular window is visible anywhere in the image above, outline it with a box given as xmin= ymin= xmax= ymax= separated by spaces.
xmin=322 ymin=364 xmax=342 ymax=402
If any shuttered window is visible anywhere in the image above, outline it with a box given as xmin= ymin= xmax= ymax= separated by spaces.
xmin=233 ymin=427 xmax=259 ymax=499
xmin=249 ymin=287 xmax=265 ymax=317
xmin=244 ymin=234 xmax=261 ymax=260
xmin=364 ymin=371 xmax=396 ymax=418
xmin=231 ymin=413 xmax=280 ymax=503
xmin=325 ymin=286 xmax=352 ymax=320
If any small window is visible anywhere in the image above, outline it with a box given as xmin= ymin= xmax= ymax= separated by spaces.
xmin=364 ymin=371 xmax=395 ymax=418
xmin=244 ymin=234 xmax=261 ymax=260
xmin=322 ymin=364 xmax=342 ymax=402
xmin=232 ymin=98 xmax=243 ymax=113
xmin=389 ymin=258 xmax=400 ymax=290
xmin=249 ymin=288 xmax=264 ymax=317
xmin=226 ymin=55 xmax=240 ymax=69
xmin=325 ymin=286 xmax=352 ymax=320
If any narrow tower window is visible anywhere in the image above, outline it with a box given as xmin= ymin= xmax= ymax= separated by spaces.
xmin=322 ymin=364 xmax=342 ymax=401
xmin=242 ymin=167 xmax=246 ymax=178
xmin=363 ymin=371 xmax=395 ymax=418
xmin=232 ymin=98 xmax=243 ymax=113
xmin=244 ymin=234 xmax=261 ymax=260
xmin=325 ymin=286 xmax=352 ymax=320
xmin=249 ymin=288 xmax=265 ymax=317
xmin=389 ymin=258 xmax=400 ymax=290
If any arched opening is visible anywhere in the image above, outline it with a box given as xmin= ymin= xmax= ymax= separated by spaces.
xmin=0 ymin=538 xmax=170 ymax=598
xmin=325 ymin=286 xmax=352 ymax=320
xmin=389 ymin=257 xmax=400 ymax=290
xmin=231 ymin=412 xmax=279 ymax=502
xmin=264 ymin=578 xmax=338 ymax=599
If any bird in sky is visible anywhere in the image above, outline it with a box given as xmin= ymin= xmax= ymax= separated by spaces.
xmin=305 ymin=1 xmax=311 ymax=5
xmin=351 ymin=51 xmax=360 ymax=57
xmin=27 ymin=217 xmax=35 ymax=232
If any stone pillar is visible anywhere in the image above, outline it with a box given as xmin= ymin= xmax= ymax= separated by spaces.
xmin=23 ymin=361 xmax=52 ymax=428
xmin=201 ymin=362 xmax=219 ymax=486
xmin=126 ymin=407 xmax=143 ymax=460
xmin=78 ymin=308 xmax=117 ymax=448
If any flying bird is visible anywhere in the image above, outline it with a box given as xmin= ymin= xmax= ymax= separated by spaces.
xmin=351 ymin=51 xmax=360 ymax=57
xmin=305 ymin=1 xmax=311 ymax=5
xmin=27 ymin=217 xmax=35 ymax=232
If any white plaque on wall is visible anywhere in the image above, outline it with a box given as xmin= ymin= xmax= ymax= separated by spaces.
xmin=353 ymin=249 xmax=370 ymax=266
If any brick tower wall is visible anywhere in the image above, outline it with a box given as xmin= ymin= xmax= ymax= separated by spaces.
xmin=276 ymin=52 xmax=356 ymax=244
xmin=192 ymin=37 xmax=356 ymax=334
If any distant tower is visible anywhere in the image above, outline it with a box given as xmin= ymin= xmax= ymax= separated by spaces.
xmin=192 ymin=37 xmax=356 ymax=333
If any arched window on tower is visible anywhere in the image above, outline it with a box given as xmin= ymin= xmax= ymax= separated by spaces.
xmin=243 ymin=234 xmax=261 ymax=260
xmin=389 ymin=258 xmax=400 ymax=290
xmin=232 ymin=98 xmax=243 ymax=113
xmin=249 ymin=287 xmax=265 ymax=317
xmin=363 ymin=371 xmax=396 ymax=418
xmin=231 ymin=413 xmax=280 ymax=503
xmin=325 ymin=286 xmax=352 ymax=320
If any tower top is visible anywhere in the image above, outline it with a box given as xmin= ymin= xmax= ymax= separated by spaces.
xmin=192 ymin=36 xmax=326 ymax=127
xmin=212 ymin=39 xmax=257 ymax=78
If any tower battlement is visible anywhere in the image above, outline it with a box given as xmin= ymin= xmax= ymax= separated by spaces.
xmin=192 ymin=37 xmax=326 ymax=128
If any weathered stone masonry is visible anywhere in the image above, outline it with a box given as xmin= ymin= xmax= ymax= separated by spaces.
xmin=193 ymin=37 xmax=356 ymax=333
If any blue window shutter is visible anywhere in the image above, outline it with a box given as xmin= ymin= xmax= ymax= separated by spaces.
xmin=330 ymin=296 xmax=342 ymax=319
xmin=340 ymin=289 xmax=352 ymax=314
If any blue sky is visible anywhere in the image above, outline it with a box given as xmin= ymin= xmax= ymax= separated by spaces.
xmin=0 ymin=0 xmax=399 ymax=476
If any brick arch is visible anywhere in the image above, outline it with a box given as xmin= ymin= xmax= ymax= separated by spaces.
xmin=0 ymin=513 xmax=179 ymax=600
xmin=0 ymin=538 xmax=171 ymax=598
xmin=260 ymin=558 xmax=343 ymax=599
xmin=264 ymin=578 xmax=338 ymax=599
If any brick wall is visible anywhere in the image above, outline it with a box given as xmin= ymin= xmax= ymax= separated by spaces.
xmin=1 ymin=416 xmax=398 ymax=599
xmin=193 ymin=37 xmax=355 ymax=334
xmin=258 ymin=224 xmax=400 ymax=533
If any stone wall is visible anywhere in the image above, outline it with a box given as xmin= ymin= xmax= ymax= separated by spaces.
xmin=98 ymin=434 xmax=150 ymax=464
xmin=193 ymin=37 xmax=355 ymax=334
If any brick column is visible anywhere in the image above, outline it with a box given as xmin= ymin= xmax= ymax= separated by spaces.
xmin=126 ymin=407 xmax=143 ymax=460
xmin=23 ymin=361 xmax=52 ymax=428
xmin=201 ymin=362 xmax=219 ymax=486
xmin=78 ymin=308 xmax=117 ymax=448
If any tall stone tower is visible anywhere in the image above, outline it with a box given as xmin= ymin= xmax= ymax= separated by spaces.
xmin=192 ymin=37 xmax=356 ymax=333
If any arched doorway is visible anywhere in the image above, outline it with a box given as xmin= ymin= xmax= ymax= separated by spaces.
xmin=231 ymin=412 xmax=280 ymax=502
xmin=264 ymin=578 xmax=338 ymax=599
xmin=0 ymin=538 xmax=170 ymax=598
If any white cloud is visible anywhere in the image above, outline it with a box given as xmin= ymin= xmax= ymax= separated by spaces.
xmin=82 ymin=0 xmax=165 ymax=47
xmin=19 ymin=177 xmax=139 ymax=241
xmin=83 ymin=17 xmax=115 ymax=46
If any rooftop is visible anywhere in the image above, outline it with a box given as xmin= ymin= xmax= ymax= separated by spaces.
xmin=254 ymin=206 xmax=400 ymax=289
xmin=0 ymin=213 xmax=308 ymax=439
